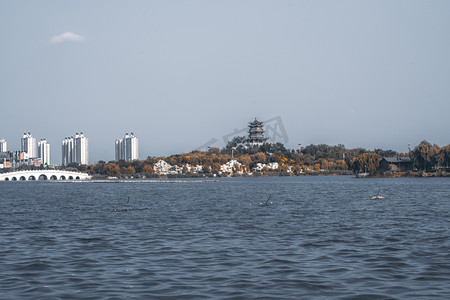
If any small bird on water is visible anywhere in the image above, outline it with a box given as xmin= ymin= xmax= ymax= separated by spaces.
xmin=126 ymin=196 xmax=131 ymax=211
xmin=113 ymin=196 xmax=132 ymax=212
xmin=260 ymin=195 xmax=273 ymax=206
xmin=113 ymin=196 xmax=149 ymax=212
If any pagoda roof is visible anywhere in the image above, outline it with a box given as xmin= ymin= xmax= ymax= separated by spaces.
xmin=248 ymin=118 xmax=264 ymax=126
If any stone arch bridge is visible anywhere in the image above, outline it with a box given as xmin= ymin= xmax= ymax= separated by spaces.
xmin=0 ymin=170 xmax=90 ymax=181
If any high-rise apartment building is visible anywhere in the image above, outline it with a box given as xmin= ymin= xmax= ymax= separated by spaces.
xmin=61 ymin=137 xmax=73 ymax=165
xmin=62 ymin=132 xmax=88 ymax=165
xmin=115 ymin=133 xmax=138 ymax=162
xmin=21 ymin=132 xmax=37 ymax=158
xmin=74 ymin=133 xmax=89 ymax=165
xmin=0 ymin=139 xmax=6 ymax=152
xmin=38 ymin=139 xmax=51 ymax=166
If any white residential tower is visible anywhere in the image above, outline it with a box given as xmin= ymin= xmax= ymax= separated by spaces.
xmin=0 ymin=139 xmax=6 ymax=152
xmin=21 ymin=132 xmax=37 ymax=158
xmin=62 ymin=132 xmax=89 ymax=165
xmin=38 ymin=139 xmax=51 ymax=166
xmin=115 ymin=133 xmax=138 ymax=162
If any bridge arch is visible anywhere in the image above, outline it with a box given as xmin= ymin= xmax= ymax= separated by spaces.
xmin=68 ymin=176 xmax=74 ymax=180
xmin=76 ymin=176 xmax=80 ymax=180
xmin=60 ymin=175 xmax=66 ymax=180
xmin=20 ymin=176 xmax=26 ymax=181
xmin=4 ymin=177 xmax=9 ymax=181
xmin=50 ymin=175 xmax=57 ymax=180
xmin=12 ymin=177 xmax=17 ymax=181
xmin=28 ymin=175 xmax=36 ymax=181
xmin=39 ymin=174 xmax=48 ymax=180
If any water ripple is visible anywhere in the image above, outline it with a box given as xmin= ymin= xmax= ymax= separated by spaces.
xmin=0 ymin=177 xmax=449 ymax=299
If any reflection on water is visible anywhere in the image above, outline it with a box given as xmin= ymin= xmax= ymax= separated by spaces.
xmin=0 ymin=176 xmax=449 ymax=299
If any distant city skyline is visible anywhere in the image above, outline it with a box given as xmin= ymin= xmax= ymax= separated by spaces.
xmin=1 ymin=1 xmax=450 ymax=163
xmin=1 ymin=113 xmax=448 ymax=167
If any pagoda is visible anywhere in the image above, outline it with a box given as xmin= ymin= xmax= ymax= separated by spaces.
xmin=245 ymin=118 xmax=269 ymax=146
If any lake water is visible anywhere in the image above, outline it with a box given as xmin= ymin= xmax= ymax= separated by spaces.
xmin=0 ymin=176 xmax=449 ymax=299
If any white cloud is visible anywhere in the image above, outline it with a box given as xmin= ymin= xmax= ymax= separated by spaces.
xmin=50 ymin=32 xmax=85 ymax=44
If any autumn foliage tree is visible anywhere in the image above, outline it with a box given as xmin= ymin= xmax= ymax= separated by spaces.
xmin=335 ymin=160 xmax=348 ymax=170
xmin=121 ymin=166 xmax=136 ymax=176
xmin=251 ymin=152 xmax=267 ymax=164
xmin=437 ymin=145 xmax=450 ymax=169
xmin=142 ymin=165 xmax=154 ymax=176
xmin=104 ymin=163 xmax=120 ymax=177
xmin=238 ymin=154 xmax=251 ymax=169
xmin=65 ymin=140 xmax=450 ymax=177
xmin=410 ymin=141 xmax=437 ymax=171
xmin=351 ymin=153 xmax=381 ymax=174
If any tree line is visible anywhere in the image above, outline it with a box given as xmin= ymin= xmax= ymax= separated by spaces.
xmin=57 ymin=140 xmax=450 ymax=177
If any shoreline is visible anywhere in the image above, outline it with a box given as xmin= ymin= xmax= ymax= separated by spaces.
xmin=359 ymin=171 xmax=450 ymax=178
xmin=2 ymin=170 xmax=449 ymax=182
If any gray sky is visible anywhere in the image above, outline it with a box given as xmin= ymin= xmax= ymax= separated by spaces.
xmin=1 ymin=0 xmax=449 ymax=163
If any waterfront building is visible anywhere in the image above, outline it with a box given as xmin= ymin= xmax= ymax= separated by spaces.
xmin=379 ymin=157 xmax=413 ymax=173
xmin=115 ymin=132 xmax=138 ymax=162
xmin=0 ymin=151 xmax=8 ymax=168
xmin=29 ymin=158 xmax=42 ymax=167
xmin=244 ymin=118 xmax=269 ymax=147
xmin=0 ymin=151 xmax=29 ymax=169
xmin=0 ymin=139 xmax=6 ymax=152
xmin=38 ymin=139 xmax=51 ymax=166
xmin=220 ymin=160 xmax=245 ymax=175
xmin=21 ymin=132 xmax=37 ymax=158
xmin=153 ymin=159 xmax=172 ymax=175
xmin=62 ymin=132 xmax=89 ymax=165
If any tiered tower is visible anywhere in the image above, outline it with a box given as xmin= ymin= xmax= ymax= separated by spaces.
xmin=246 ymin=118 xmax=269 ymax=146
